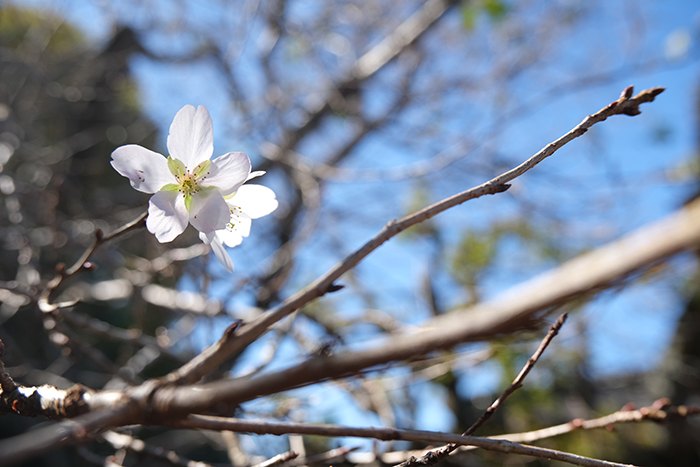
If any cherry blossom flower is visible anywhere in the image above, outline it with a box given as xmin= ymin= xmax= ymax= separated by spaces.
xmin=111 ymin=104 xmax=276 ymax=270
xmin=199 ymin=182 xmax=278 ymax=270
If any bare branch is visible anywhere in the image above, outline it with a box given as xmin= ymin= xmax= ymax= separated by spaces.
xmin=496 ymin=399 xmax=700 ymax=445
xmin=0 ymin=405 xmax=136 ymax=467
xmin=345 ymin=401 xmax=700 ymax=464
xmin=404 ymin=313 xmax=569 ymax=466
xmin=166 ymin=86 xmax=665 ymax=384
xmin=170 ymin=414 xmax=635 ymax=467
xmin=0 ymin=87 xmax=675 ymax=467
xmin=469 ymin=313 xmax=569 ymax=434
xmin=38 ymin=211 xmax=147 ymax=312
xmin=154 ymin=195 xmax=700 ymax=411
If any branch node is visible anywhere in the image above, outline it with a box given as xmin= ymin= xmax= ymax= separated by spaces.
xmin=620 ymin=85 xmax=634 ymax=100
xmin=494 ymin=183 xmax=511 ymax=193
xmin=326 ymin=282 xmax=345 ymax=293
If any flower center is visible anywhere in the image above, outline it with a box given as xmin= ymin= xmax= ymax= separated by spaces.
xmin=178 ymin=172 xmax=201 ymax=196
xmin=226 ymin=205 xmax=244 ymax=232
xmin=163 ymin=157 xmax=212 ymax=210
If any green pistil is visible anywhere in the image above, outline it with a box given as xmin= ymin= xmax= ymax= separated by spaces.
xmin=165 ymin=157 xmax=213 ymax=210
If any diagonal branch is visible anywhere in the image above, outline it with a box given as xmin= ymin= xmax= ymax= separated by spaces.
xmin=465 ymin=313 xmax=569 ymax=435
xmin=154 ymin=194 xmax=700 ymax=411
xmin=38 ymin=210 xmax=147 ymax=312
xmin=166 ymin=86 xmax=665 ymax=384
xmin=402 ymin=313 xmax=569 ymax=466
xmin=0 ymin=405 xmax=136 ymax=467
xmin=0 ymin=87 xmax=673 ymax=466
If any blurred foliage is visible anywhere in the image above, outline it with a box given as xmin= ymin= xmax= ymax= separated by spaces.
xmin=461 ymin=0 xmax=511 ymax=31
xmin=0 ymin=6 xmax=83 ymax=51
xmin=449 ymin=218 xmax=567 ymax=299
xmin=451 ymin=229 xmax=497 ymax=287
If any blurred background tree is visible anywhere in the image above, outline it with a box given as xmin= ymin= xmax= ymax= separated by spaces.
xmin=1 ymin=1 xmax=699 ymax=466
xmin=0 ymin=6 xmax=195 ymax=465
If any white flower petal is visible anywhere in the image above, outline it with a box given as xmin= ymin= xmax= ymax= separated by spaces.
xmin=215 ymin=227 xmax=245 ymax=248
xmin=200 ymin=232 xmax=234 ymax=271
xmin=203 ymin=152 xmax=251 ymax=196
xmin=167 ymin=105 xmax=213 ymax=168
xmin=246 ymin=170 xmax=265 ymax=181
xmin=111 ymin=145 xmax=171 ymax=193
xmin=189 ymin=190 xmax=230 ymax=234
xmin=230 ymin=184 xmax=278 ymax=219
xmin=231 ymin=212 xmax=252 ymax=238
xmin=147 ymin=191 xmax=188 ymax=242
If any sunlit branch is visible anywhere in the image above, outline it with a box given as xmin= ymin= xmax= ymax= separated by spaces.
xmin=153 ymin=194 xmax=700 ymax=410
xmin=166 ymin=86 xmax=664 ymax=385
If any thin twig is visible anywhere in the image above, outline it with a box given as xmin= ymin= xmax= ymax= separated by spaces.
xmin=344 ymin=400 xmax=700 ymax=464
xmin=170 ymin=415 xmax=635 ymax=467
xmin=38 ymin=211 xmax=147 ymax=312
xmin=470 ymin=313 xmax=569 ymax=434
xmin=153 ymin=195 xmax=700 ymax=413
xmin=495 ymin=399 xmax=700 ymax=445
xmin=404 ymin=313 xmax=568 ymax=466
xmin=167 ymin=86 xmax=664 ymax=385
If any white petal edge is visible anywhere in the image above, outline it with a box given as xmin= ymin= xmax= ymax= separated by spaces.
xmin=200 ymin=232 xmax=234 ymax=271
xmin=167 ymin=105 xmax=213 ymax=168
xmin=229 ymin=184 xmax=278 ymax=219
xmin=246 ymin=170 xmax=265 ymax=181
xmin=215 ymin=227 xmax=245 ymax=248
xmin=189 ymin=190 xmax=230 ymax=234
xmin=147 ymin=191 xmax=188 ymax=242
xmin=111 ymin=145 xmax=171 ymax=193
xmin=203 ymin=152 xmax=252 ymax=196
